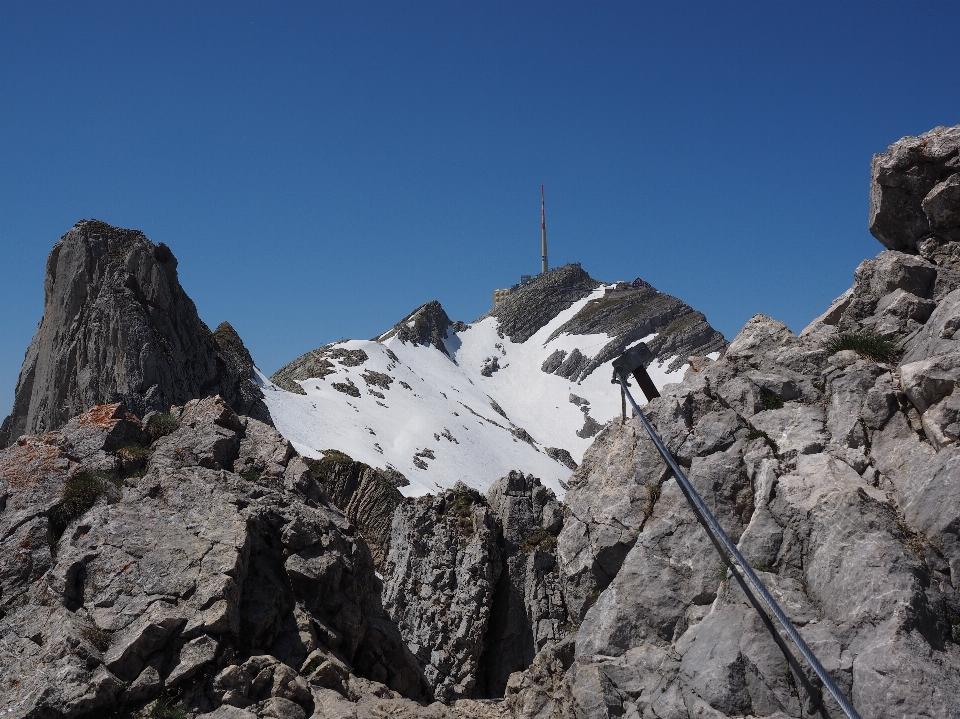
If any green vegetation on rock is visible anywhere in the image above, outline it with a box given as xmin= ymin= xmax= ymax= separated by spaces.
xmin=147 ymin=412 xmax=180 ymax=440
xmin=823 ymin=331 xmax=901 ymax=363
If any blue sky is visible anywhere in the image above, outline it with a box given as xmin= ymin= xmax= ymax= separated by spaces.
xmin=1 ymin=2 xmax=959 ymax=413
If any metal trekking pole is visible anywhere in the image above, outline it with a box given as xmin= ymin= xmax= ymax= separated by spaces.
xmin=611 ymin=345 xmax=863 ymax=719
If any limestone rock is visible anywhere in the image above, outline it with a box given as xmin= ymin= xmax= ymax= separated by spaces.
xmin=0 ymin=398 xmax=426 ymax=718
xmin=869 ymin=124 xmax=960 ymax=251
xmin=507 ymin=141 xmax=960 ymax=717
xmin=381 ymin=485 xmax=503 ymax=703
xmin=378 ymin=299 xmax=455 ymax=355
xmin=269 ymin=344 xmax=370 ymax=395
xmin=0 ymin=220 xmax=269 ymax=448
xmin=482 ymin=472 xmax=567 ymax=696
xmin=301 ymin=452 xmax=405 ymax=568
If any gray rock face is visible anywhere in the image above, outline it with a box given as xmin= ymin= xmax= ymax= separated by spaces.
xmin=381 ymin=485 xmax=503 ymax=703
xmin=0 ymin=220 xmax=269 ymax=448
xmin=482 ymin=472 xmax=567 ymax=697
xmin=378 ymin=299 xmax=456 ymax=355
xmin=481 ymin=264 xmax=600 ymax=344
xmin=269 ymin=344 xmax=370 ymax=395
xmin=300 ymin=452 xmax=405 ymax=568
xmin=544 ymin=283 xmax=728 ymax=377
xmin=0 ymin=397 xmax=429 ymax=718
xmin=505 ymin=127 xmax=960 ymax=719
xmin=869 ymin=124 xmax=960 ymax=251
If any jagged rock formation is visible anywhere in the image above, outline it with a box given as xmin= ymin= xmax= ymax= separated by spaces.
xmin=480 ymin=263 xmax=726 ymax=377
xmin=381 ymin=485 xmax=503 ymax=703
xmin=378 ymin=474 xmax=570 ymax=704
xmin=545 ymin=285 xmax=728 ymax=376
xmin=378 ymin=300 xmax=456 ymax=355
xmin=0 ymin=397 xmax=453 ymax=718
xmin=270 ymin=344 xmax=371 ymax=395
xmin=301 ymin=451 xmax=406 ymax=568
xmin=501 ymin=126 xmax=960 ymax=719
xmin=481 ymin=264 xmax=600 ymax=343
xmin=481 ymin=472 xmax=567 ymax=697
xmin=870 ymin=124 xmax=960 ymax=252
xmin=0 ymin=220 xmax=269 ymax=449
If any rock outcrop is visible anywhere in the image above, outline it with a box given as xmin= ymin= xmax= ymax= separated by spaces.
xmin=0 ymin=398 xmax=437 ymax=718
xmin=545 ymin=284 xmax=728 ymax=376
xmin=482 ymin=264 xmax=600 ymax=343
xmin=870 ymin=124 xmax=960 ymax=252
xmin=270 ymin=344 xmax=372 ymax=395
xmin=301 ymin=451 xmax=406 ymax=568
xmin=380 ymin=474 xmax=571 ymax=704
xmin=482 ymin=472 xmax=567 ymax=697
xmin=480 ymin=263 xmax=726 ymax=376
xmin=381 ymin=485 xmax=503 ymax=703
xmin=0 ymin=220 xmax=269 ymax=448
xmin=501 ymin=127 xmax=960 ymax=719
xmin=378 ymin=300 xmax=456 ymax=355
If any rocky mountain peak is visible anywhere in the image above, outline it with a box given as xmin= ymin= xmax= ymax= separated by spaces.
xmin=0 ymin=220 xmax=269 ymax=448
xmin=377 ymin=299 xmax=455 ymax=355
xmin=484 ymin=263 xmax=601 ymax=343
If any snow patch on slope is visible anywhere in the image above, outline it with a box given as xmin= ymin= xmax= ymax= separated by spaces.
xmin=259 ymin=286 xmax=690 ymax=498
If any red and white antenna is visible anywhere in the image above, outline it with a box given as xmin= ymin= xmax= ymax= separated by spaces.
xmin=541 ymin=185 xmax=548 ymax=274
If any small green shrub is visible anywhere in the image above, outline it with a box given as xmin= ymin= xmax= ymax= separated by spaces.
xmin=52 ymin=474 xmax=112 ymax=527
xmin=115 ymin=442 xmax=152 ymax=461
xmin=81 ymin=625 xmax=112 ymax=651
xmin=444 ymin=489 xmax=478 ymax=535
xmin=760 ymin=392 xmax=784 ymax=410
xmin=48 ymin=472 xmax=120 ymax=556
xmin=240 ymin=469 xmax=262 ymax=483
xmin=520 ymin=527 xmax=557 ymax=553
xmin=149 ymin=699 xmax=187 ymax=719
xmin=823 ymin=332 xmax=901 ymax=363
xmin=714 ymin=563 xmax=729 ymax=582
xmin=746 ymin=428 xmax=778 ymax=452
xmin=147 ymin=412 xmax=180 ymax=441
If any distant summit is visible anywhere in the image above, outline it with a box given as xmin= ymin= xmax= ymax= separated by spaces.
xmin=262 ymin=262 xmax=727 ymax=496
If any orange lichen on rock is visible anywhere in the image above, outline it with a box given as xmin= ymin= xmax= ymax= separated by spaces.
xmin=0 ymin=438 xmax=70 ymax=492
xmin=76 ymin=403 xmax=127 ymax=430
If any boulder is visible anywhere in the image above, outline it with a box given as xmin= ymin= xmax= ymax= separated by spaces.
xmin=869 ymin=124 xmax=960 ymax=251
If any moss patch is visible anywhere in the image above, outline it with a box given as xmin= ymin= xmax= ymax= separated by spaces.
xmin=760 ymin=391 xmax=784 ymax=410
xmin=520 ymin=527 xmax=557 ymax=553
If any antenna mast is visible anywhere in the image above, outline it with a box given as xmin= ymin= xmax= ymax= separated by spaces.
xmin=541 ymin=185 xmax=548 ymax=274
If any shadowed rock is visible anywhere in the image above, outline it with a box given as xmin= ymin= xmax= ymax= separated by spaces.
xmin=869 ymin=124 xmax=960 ymax=252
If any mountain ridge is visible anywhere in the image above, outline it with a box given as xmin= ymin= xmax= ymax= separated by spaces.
xmin=262 ymin=263 xmax=727 ymax=498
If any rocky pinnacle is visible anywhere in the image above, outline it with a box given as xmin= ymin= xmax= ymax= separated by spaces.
xmin=0 ymin=220 xmax=269 ymax=447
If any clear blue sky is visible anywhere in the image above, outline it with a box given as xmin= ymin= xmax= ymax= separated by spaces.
xmin=2 ymin=2 xmax=959 ymax=413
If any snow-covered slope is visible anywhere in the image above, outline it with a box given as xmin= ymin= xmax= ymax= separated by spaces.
xmin=261 ymin=265 xmax=725 ymax=498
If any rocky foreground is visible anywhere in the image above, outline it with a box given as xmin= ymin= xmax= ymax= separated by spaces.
xmin=1 ymin=125 xmax=960 ymax=718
